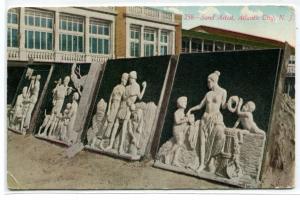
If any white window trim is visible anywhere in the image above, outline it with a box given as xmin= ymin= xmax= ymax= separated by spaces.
xmin=144 ymin=28 xmax=156 ymax=57
xmin=129 ymin=25 xmax=141 ymax=57
xmin=59 ymin=14 xmax=84 ymax=52
xmin=89 ymin=19 xmax=111 ymax=55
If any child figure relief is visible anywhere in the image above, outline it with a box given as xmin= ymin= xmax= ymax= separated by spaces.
xmin=233 ymin=98 xmax=265 ymax=135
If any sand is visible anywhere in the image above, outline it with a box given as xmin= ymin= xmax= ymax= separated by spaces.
xmin=7 ymin=131 xmax=230 ymax=190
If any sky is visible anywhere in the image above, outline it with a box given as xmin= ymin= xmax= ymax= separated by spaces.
xmin=159 ymin=6 xmax=295 ymax=46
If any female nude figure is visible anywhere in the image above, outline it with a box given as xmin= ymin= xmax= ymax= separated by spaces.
xmin=188 ymin=71 xmax=227 ymax=173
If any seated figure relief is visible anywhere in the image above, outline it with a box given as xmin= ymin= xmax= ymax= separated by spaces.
xmin=9 ymin=68 xmax=41 ymax=135
xmin=86 ymin=71 xmax=157 ymax=160
xmin=156 ymin=71 xmax=266 ymax=185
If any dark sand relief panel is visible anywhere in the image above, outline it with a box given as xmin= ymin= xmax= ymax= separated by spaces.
xmin=154 ymin=49 xmax=282 ymax=188
xmin=84 ymin=56 xmax=171 ymax=160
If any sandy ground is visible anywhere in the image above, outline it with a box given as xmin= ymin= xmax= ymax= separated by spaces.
xmin=7 ymin=131 xmax=231 ymax=190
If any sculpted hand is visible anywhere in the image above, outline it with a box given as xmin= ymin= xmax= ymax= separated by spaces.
xmin=238 ymin=97 xmax=243 ymax=106
xmin=142 ymin=81 xmax=147 ymax=88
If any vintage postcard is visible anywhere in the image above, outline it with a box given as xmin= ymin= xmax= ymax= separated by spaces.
xmin=6 ymin=2 xmax=295 ymax=190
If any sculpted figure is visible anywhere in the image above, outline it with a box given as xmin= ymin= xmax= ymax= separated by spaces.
xmin=40 ymin=76 xmax=72 ymax=137
xmin=88 ymin=99 xmax=107 ymax=146
xmin=40 ymin=110 xmax=57 ymax=136
xmin=10 ymin=87 xmax=28 ymax=131
xmin=127 ymin=104 xmax=144 ymax=157
xmin=70 ymin=63 xmax=88 ymax=96
xmin=58 ymin=103 xmax=72 ymax=141
xmin=157 ymin=97 xmax=199 ymax=169
xmin=233 ymin=98 xmax=265 ymax=135
xmin=23 ymin=75 xmax=41 ymax=130
xmin=105 ymin=71 xmax=147 ymax=154
xmin=66 ymin=92 xmax=79 ymax=144
xmin=37 ymin=110 xmax=51 ymax=135
xmin=188 ymin=71 xmax=227 ymax=173
xmin=103 ymin=73 xmax=128 ymax=138
xmin=168 ymin=96 xmax=189 ymax=166
xmin=52 ymin=76 xmax=72 ymax=115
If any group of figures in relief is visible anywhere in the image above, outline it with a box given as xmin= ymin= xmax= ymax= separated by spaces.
xmin=86 ymin=71 xmax=156 ymax=159
xmin=157 ymin=71 xmax=265 ymax=180
xmin=37 ymin=64 xmax=86 ymax=145
xmin=8 ymin=68 xmax=41 ymax=135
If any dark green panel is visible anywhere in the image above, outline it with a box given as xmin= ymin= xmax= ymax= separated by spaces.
xmin=7 ymin=67 xmax=26 ymax=105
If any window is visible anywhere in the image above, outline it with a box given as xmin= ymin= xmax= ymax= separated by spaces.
xmin=203 ymin=40 xmax=213 ymax=52
xmin=235 ymin=44 xmax=243 ymax=50
xmin=59 ymin=14 xmax=84 ymax=52
xmin=160 ymin=31 xmax=169 ymax=55
xmin=7 ymin=8 xmax=18 ymax=24
xmin=144 ymin=29 xmax=156 ymax=57
xmin=89 ymin=20 xmax=110 ymax=54
xmin=25 ymin=9 xmax=53 ymax=28
xmin=130 ymin=26 xmax=140 ymax=57
xmin=7 ymin=8 xmax=19 ymax=47
xmin=24 ymin=9 xmax=53 ymax=50
xmin=225 ymin=43 xmax=234 ymax=51
xmin=191 ymin=39 xmax=202 ymax=52
xmin=215 ymin=42 xmax=224 ymax=52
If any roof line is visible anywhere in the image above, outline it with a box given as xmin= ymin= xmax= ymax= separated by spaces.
xmin=188 ymin=25 xmax=294 ymax=48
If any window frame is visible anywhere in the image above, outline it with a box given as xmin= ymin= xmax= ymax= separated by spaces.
xmin=59 ymin=14 xmax=84 ymax=53
xmin=89 ymin=19 xmax=111 ymax=55
xmin=143 ymin=28 xmax=156 ymax=57
xmin=7 ymin=8 xmax=19 ymax=48
xmin=129 ymin=25 xmax=141 ymax=57
xmin=24 ymin=8 xmax=54 ymax=50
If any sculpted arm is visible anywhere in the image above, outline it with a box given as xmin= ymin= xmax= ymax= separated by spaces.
xmin=236 ymin=98 xmax=251 ymax=118
xmin=174 ymin=112 xmax=188 ymax=125
xmin=221 ymin=89 xmax=227 ymax=110
xmin=138 ymin=81 xmax=147 ymax=100
xmin=188 ymin=95 xmax=207 ymax=114
xmin=233 ymin=118 xmax=240 ymax=128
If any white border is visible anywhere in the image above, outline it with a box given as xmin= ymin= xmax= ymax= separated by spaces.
xmin=1 ymin=0 xmax=299 ymax=198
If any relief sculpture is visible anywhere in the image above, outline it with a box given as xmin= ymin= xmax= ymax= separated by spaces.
xmin=155 ymin=71 xmax=266 ymax=187
xmin=36 ymin=64 xmax=84 ymax=145
xmin=8 ymin=68 xmax=41 ymax=135
xmin=85 ymin=71 xmax=157 ymax=160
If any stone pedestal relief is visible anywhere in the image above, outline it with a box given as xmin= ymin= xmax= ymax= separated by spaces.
xmin=85 ymin=71 xmax=157 ymax=160
xmin=8 ymin=68 xmax=41 ymax=135
xmin=155 ymin=71 xmax=266 ymax=187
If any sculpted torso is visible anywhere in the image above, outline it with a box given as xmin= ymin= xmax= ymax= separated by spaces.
xmin=205 ymin=88 xmax=226 ymax=114
xmin=125 ymin=83 xmax=140 ymax=106
xmin=112 ymin=84 xmax=125 ymax=102
xmin=55 ymin=85 xmax=68 ymax=100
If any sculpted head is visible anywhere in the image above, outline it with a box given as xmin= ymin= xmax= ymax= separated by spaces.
xmin=22 ymin=87 xmax=28 ymax=97
xmin=177 ymin=96 xmax=187 ymax=109
xmin=66 ymin=103 xmax=72 ymax=110
xmin=242 ymin=101 xmax=256 ymax=112
xmin=97 ymin=99 xmax=107 ymax=113
xmin=73 ymin=92 xmax=79 ymax=101
xmin=129 ymin=71 xmax=137 ymax=84
xmin=208 ymin=71 xmax=220 ymax=89
xmin=64 ymin=76 xmax=70 ymax=86
xmin=36 ymin=74 xmax=41 ymax=80
xmin=121 ymin=73 xmax=129 ymax=85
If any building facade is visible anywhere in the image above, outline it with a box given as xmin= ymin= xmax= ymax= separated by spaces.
xmin=7 ymin=7 xmax=182 ymax=66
